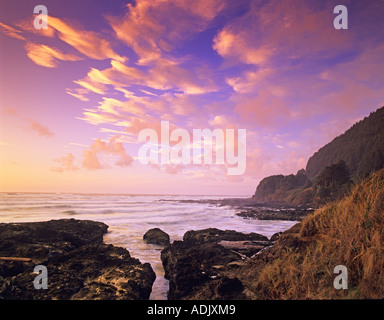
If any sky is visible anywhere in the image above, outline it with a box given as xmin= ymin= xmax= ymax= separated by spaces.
xmin=0 ymin=0 xmax=384 ymax=195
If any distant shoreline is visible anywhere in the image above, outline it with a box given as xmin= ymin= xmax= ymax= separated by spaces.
xmin=160 ymin=197 xmax=314 ymax=221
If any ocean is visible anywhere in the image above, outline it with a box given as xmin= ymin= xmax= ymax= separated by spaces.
xmin=0 ymin=192 xmax=297 ymax=299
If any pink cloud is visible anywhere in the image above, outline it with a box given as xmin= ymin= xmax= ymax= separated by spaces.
xmin=66 ymin=88 xmax=90 ymax=102
xmin=27 ymin=119 xmax=54 ymax=137
xmin=79 ymin=94 xmax=159 ymax=130
xmin=47 ymin=16 xmax=125 ymax=62
xmin=0 ymin=107 xmax=18 ymax=116
xmin=213 ymin=0 xmax=351 ymax=67
xmin=107 ymin=0 xmax=227 ymax=65
xmin=83 ymin=135 xmax=133 ymax=170
xmin=73 ymin=78 xmax=107 ymax=95
xmin=14 ymin=17 xmax=56 ymax=38
xmin=315 ymin=43 xmax=384 ymax=114
xmin=147 ymin=58 xmax=218 ymax=94
xmin=25 ymin=42 xmax=82 ymax=68
xmin=233 ymin=90 xmax=291 ymax=128
xmin=0 ymin=22 xmax=25 ymax=40
xmin=71 ymin=56 xmax=217 ymax=99
xmin=60 ymin=0 xmax=223 ymax=98
xmin=2 ymin=15 xmax=125 ymax=68
xmin=51 ymin=153 xmax=78 ymax=172
xmin=244 ymin=145 xmax=307 ymax=183
xmin=226 ymin=68 xmax=274 ymax=94
xmin=213 ymin=29 xmax=273 ymax=66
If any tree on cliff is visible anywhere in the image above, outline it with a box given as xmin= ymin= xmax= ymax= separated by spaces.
xmin=313 ymin=160 xmax=351 ymax=204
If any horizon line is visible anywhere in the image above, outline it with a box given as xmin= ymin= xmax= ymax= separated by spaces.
xmin=0 ymin=191 xmax=252 ymax=198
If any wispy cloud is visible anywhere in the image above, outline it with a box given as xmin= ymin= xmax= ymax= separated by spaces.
xmin=27 ymin=119 xmax=54 ymax=137
xmin=107 ymin=0 xmax=227 ymax=65
xmin=25 ymin=42 xmax=82 ymax=68
xmin=1 ymin=15 xmax=126 ymax=68
xmin=65 ymin=88 xmax=90 ymax=102
xmin=47 ymin=16 xmax=126 ymax=63
xmin=0 ymin=22 xmax=25 ymax=40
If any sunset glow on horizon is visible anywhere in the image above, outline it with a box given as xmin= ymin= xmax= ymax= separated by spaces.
xmin=1 ymin=0 xmax=384 ymax=195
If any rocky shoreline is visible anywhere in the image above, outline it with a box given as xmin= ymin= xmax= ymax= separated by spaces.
xmin=0 ymin=219 xmax=155 ymax=300
xmin=161 ymin=197 xmax=315 ymax=221
xmin=235 ymin=207 xmax=312 ymax=221
xmin=1 ymin=218 xmax=296 ymax=300
xmin=219 ymin=198 xmax=314 ymax=221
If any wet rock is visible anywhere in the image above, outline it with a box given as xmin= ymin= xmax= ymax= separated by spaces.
xmin=143 ymin=228 xmax=170 ymax=247
xmin=161 ymin=228 xmax=273 ymax=300
xmin=236 ymin=207 xmax=312 ymax=221
xmin=161 ymin=240 xmax=241 ymax=300
xmin=0 ymin=219 xmax=108 ymax=263
xmin=0 ymin=219 xmax=156 ymax=300
xmin=183 ymin=228 xmax=268 ymax=243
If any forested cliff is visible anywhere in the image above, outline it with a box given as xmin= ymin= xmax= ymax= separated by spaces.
xmin=252 ymin=106 xmax=384 ymax=206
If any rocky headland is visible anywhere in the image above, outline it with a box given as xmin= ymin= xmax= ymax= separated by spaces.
xmin=0 ymin=219 xmax=155 ymax=300
xmin=251 ymin=106 xmax=384 ymax=207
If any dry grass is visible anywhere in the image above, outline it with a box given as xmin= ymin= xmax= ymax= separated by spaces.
xmin=255 ymin=168 xmax=384 ymax=299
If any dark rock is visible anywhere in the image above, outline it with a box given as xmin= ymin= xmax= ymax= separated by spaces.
xmin=161 ymin=227 xmax=272 ymax=300
xmin=0 ymin=219 xmax=108 ymax=263
xmin=0 ymin=219 xmax=156 ymax=300
xmin=183 ymin=228 xmax=268 ymax=243
xmin=185 ymin=276 xmax=247 ymax=300
xmin=236 ymin=207 xmax=312 ymax=221
xmin=161 ymin=240 xmax=240 ymax=299
xmin=270 ymin=232 xmax=282 ymax=241
xmin=143 ymin=228 xmax=170 ymax=247
xmin=217 ymin=277 xmax=244 ymax=296
xmin=218 ymin=240 xmax=271 ymax=257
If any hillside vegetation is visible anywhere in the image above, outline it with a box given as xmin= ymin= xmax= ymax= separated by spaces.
xmin=306 ymin=107 xmax=384 ymax=181
xmin=245 ymin=168 xmax=384 ymax=299
xmin=253 ymin=106 xmax=384 ymax=206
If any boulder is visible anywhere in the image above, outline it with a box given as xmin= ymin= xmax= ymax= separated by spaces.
xmin=143 ymin=228 xmax=170 ymax=247
xmin=183 ymin=228 xmax=268 ymax=243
